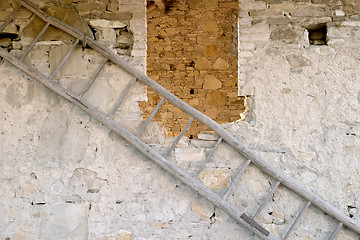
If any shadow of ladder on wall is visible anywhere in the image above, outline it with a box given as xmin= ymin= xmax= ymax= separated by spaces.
xmin=0 ymin=0 xmax=359 ymax=239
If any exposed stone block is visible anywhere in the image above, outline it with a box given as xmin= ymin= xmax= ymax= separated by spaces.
xmin=341 ymin=21 xmax=360 ymax=27
xmin=239 ymin=43 xmax=255 ymax=50
xmin=198 ymin=131 xmax=219 ymax=141
xmin=97 ymin=230 xmax=133 ymax=240
xmin=238 ymin=51 xmax=254 ymax=58
xmin=267 ymin=17 xmax=291 ymax=25
xmin=0 ymin=1 xmax=11 ymax=10
xmin=270 ymin=26 xmax=298 ymax=40
xmin=198 ymin=168 xmax=231 ymax=190
xmin=204 ymin=45 xmax=219 ymax=56
xmin=202 ymin=20 xmax=220 ymax=32
xmin=213 ymin=58 xmax=229 ymax=69
xmin=99 ymin=12 xmax=132 ymax=21
xmin=191 ymin=200 xmax=214 ymax=220
xmin=291 ymin=8 xmax=331 ymax=17
xmin=40 ymin=204 xmax=88 ymax=240
xmin=206 ymin=91 xmax=227 ymax=106
xmin=203 ymin=75 xmax=222 ymax=89
xmin=219 ymin=2 xmax=239 ymax=9
xmin=0 ymin=38 xmax=11 ymax=48
xmin=75 ymin=3 xmax=107 ymax=12
xmin=5 ymin=81 xmax=34 ymax=107
xmin=327 ymin=27 xmax=352 ymax=39
xmin=89 ymin=19 xmax=127 ymax=28
xmin=175 ymin=148 xmax=205 ymax=162
xmin=195 ymin=58 xmax=212 ymax=70
xmin=0 ymin=12 xmax=11 ymax=21
xmin=286 ymin=54 xmax=310 ymax=68
xmin=249 ymin=10 xmax=283 ymax=17
xmin=15 ymin=8 xmax=34 ymax=19
xmin=239 ymin=33 xmax=270 ymax=41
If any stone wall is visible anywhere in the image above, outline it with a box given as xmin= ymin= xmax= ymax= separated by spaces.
xmin=231 ymin=0 xmax=360 ymax=238
xmin=0 ymin=1 xmax=261 ymax=240
xmin=1 ymin=0 xmax=360 ymax=239
xmin=141 ymin=0 xmax=244 ymax=137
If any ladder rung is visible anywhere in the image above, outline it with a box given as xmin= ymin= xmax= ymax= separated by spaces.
xmin=136 ymin=97 xmax=165 ymax=137
xmin=282 ymin=201 xmax=311 ymax=240
xmin=0 ymin=5 xmax=21 ymax=34
xmin=328 ymin=222 xmax=343 ymax=240
xmin=162 ymin=117 xmax=193 ymax=157
xmin=49 ymin=38 xmax=79 ymax=80
xmin=193 ymin=137 xmax=222 ymax=178
xmin=20 ymin=22 xmax=50 ymax=61
xmin=222 ymin=159 xmax=251 ymax=199
xmin=107 ymin=77 xmax=137 ymax=118
xmin=80 ymin=58 xmax=107 ymax=97
xmin=253 ymin=181 xmax=280 ymax=219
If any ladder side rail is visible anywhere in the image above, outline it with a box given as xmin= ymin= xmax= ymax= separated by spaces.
xmin=14 ymin=0 xmax=360 ymax=234
xmin=0 ymin=48 xmax=278 ymax=240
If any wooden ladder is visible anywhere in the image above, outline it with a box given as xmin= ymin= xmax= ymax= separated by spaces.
xmin=1 ymin=1 xmax=359 ymax=239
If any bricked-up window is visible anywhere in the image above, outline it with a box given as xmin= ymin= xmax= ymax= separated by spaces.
xmin=143 ymin=0 xmax=244 ymax=137
xmin=307 ymin=24 xmax=327 ymax=45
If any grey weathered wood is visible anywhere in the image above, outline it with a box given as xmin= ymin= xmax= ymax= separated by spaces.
xmin=108 ymin=77 xmax=137 ymax=118
xmin=0 ymin=48 xmax=278 ymax=240
xmin=282 ymin=201 xmax=311 ymax=240
xmin=136 ymin=97 xmax=165 ymax=137
xmin=193 ymin=137 xmax=222 ymax=178
xmin=253 ymin=181 xmax=280 ymax=219
xmin=328 ymin=222 xmax=343 ymax=240
xmin=10 ymin=0 xmax=360 ymax=236
xmin=222 ymin=159 xmax=251 ymax=200
xmin=20 ymin=22 xmax=50 ymax=61
xmin=0 ymin=5 xmax=21 ymax=34
xmin=80 ymin=58 xmax=108 ymax=97
xmin=49 ymin=38 xmax=79 ymax=80
xmin=162 ymin=117 xmax=193 ymax=157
